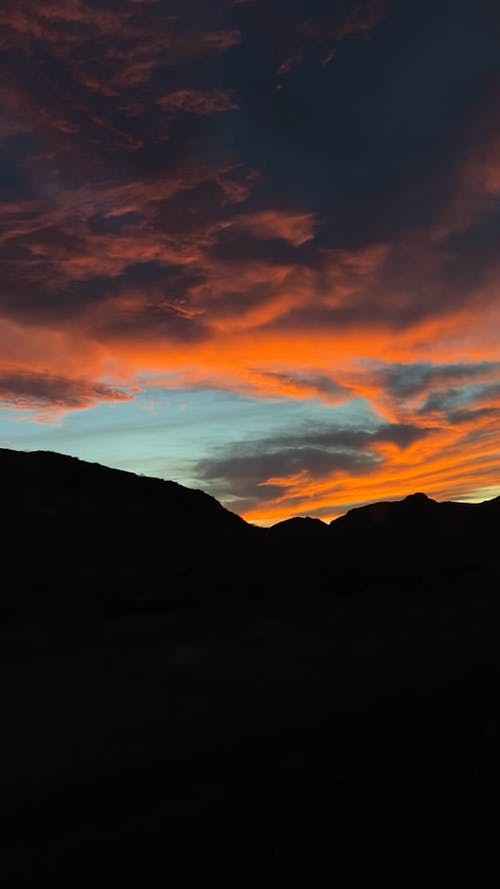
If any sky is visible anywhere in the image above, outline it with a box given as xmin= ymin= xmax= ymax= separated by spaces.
xmin=1 ymin=0 xmax=499 ymax=524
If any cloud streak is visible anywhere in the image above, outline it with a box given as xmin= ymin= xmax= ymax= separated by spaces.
xmin=0 ymin=369 xmax=132 ymax=416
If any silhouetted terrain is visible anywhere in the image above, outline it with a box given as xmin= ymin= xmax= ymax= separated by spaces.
xmin=1 ymin=449 xmax=499 ymax=884
xmin=0 ymin=448 xmax=251 ymax=617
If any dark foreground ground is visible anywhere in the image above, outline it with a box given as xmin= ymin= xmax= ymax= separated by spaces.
xmin=2 ymin=584 xmax=500 ymax=886
xmin=1 ymin=450 xmax=500 ymax=883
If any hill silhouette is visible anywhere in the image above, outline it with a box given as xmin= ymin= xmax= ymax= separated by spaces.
xmin=1 ymin=447 xmax=499 ymax=616
xmin=270 ymin=515 xmax=329 ymax=536
xmin=2 ymin=447 xmax=497 ymax=543
xmin=1 ymin=448 xmax=500 ymax=884
xmin=0 ymin=447 xmax=251 ymax=616
xmin=0 ymin=447 xmax=246 ymax=531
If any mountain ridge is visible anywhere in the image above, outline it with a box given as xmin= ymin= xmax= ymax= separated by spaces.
xmin=1 ymin=447 xmax=498 ymax=620
xmin=2 ymin=446 xmax=497 ymax=528
xmin=0 ymin=446 xmax=247 ymax=530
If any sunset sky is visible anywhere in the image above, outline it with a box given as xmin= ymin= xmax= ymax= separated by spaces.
xmin=1 ymin=0 xmax=499 ymax=524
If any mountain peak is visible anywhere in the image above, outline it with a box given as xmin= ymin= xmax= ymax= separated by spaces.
xmin=270 ymin=516 xmax=328 ymax=535
xmin=401 ymin=492 xmax=435 ymax=505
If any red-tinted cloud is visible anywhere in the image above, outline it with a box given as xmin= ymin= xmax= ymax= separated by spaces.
xmin=231 ymin=210 xmax=317 ymax=246
xmin=158 ymin=89 xmax=239 ymax=115
xmin=0 ymin=368 xmax=132 ymax=418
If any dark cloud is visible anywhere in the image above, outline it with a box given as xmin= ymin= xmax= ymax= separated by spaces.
xmin=380 ymin=362 xmax=500 ymax=400
xmin=447 ymin=406 xmax=500 ymax=426
xmin=158 ymin=89 xmax=239 ymax=115
xmin=1 ymin=0 xmax=498 ymax=354
xmin=195 ymin=421 xmax=433 ymax=508
xmin=228 ymin=0 xmax=498 ymax=248
xmin=196 ymin=447 xmax=379 ymax=512
xmin=0 ymin=370 xmax=131 ymax=412
xmin=228 ymin=0 xmax=388 ymax=81
xmin=261 ymin=373 xmax=350 ymax=401
xmin=419 ymin=382 xmax=500 ymax=418
xmin=265 ymin=423 xmax=433 ymax=452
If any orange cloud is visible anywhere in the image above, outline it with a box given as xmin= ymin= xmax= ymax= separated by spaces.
xmin=231 ymin=210 xmax=317 ymax=246
xmin=0 ymin=366 xmax=132 ymax=419
xmin=242 ymin=410 xmax=500 ymax=525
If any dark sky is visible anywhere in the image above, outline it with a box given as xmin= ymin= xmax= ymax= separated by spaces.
xmin=1 ymin=0 xmax=499 ymax=522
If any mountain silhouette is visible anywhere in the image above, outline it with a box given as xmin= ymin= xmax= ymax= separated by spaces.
xmin=1 ymin=447 xmax=498 ymax=616
xmin=0 ymin=447 xmax=246 ymax=531
xmin=333 ymin=491 xmax=438 ymax=529
xmin=1 ymin=447 xmax=500 ymax=885
xmin=0 ymin=447 xmax=252 ymax=615
xmin=330 ymin=486 xmax=497 ymax=553
xmin=270 ymin=515 xmax=329 ymax=536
